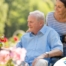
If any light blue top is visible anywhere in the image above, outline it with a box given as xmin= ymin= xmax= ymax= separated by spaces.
xmin=46 ymin=12 xmax=66 ymax=36
xmin=16 ymin=25 xmax=63 ymax=66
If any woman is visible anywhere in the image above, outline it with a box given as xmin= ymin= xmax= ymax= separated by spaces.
xmin=46 ymin=0 xmax=66 ymax=43
xmin=46 ymin=0 xmax=66 ymax=65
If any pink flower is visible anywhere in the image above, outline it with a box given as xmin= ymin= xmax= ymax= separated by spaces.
xmin=0 ymin=48 xmax=27 ymax=65
xmin=0 ymin=50 xmax=10 ymax=64
xmin=11 ymin=48 xmax=27 ymax=61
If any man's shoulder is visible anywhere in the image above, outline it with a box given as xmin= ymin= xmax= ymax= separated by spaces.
xmin=46 ymin=25 xmax=58 ymax=33
xmin=45 ymin=26 xmax=60 ymax=38
xmin=45 ymin=25 xmax=54 ymax=30
xmin=23 ymin=32 xmax=30 ymax=36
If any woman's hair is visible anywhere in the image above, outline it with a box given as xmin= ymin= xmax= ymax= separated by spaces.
xmin=60 ymin=0 xmax=66 ymax=7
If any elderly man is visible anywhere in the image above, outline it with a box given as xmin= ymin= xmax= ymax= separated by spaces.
xmin=16 ymin=10 xmax=63 ymax=66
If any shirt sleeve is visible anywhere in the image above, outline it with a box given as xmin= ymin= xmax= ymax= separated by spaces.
xmin=16 ymin=37 xmax=23 ymax=48
xmin=46 ymin=12 xmax=50 ymax=25
xmin=16 ymin=41 xmax=23 ymax=48
xmin=48 ymin=29 xmax=63 ymax=52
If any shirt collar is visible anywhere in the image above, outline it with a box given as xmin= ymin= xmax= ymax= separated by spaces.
xmin=29 ymin=24 xmax=47 ymax=36
xmin=39 ymin=24 xmax=47 ymax=35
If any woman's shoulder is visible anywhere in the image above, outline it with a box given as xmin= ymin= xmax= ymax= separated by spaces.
xmin=46 ymin=11 xmax=55 ymax=22
xmin=47 ymin=11 xmax=54 ymax=17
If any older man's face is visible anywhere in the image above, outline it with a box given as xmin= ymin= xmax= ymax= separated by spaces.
xmin=27 ymin=15 xmax=42 ymax=34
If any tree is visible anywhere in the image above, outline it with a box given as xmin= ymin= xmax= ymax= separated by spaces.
xmin=5 ymin=0 xmax=30 ymax=37
xmin=0 ymin=0 xmax=8 ymax=35
xmin=4 ymin=0 xmax=55 ymax=38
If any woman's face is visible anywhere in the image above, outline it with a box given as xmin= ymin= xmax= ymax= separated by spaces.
xmin=55 ymin=0 xmax=66 ymax=15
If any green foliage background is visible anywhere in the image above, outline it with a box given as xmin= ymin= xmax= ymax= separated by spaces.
xmin=0 ymin=0 xmax=55 ymax=38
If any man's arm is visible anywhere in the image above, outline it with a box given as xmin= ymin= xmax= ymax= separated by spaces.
xmin=32 ymin=49 xmax=62 ymax=60
xmin=44 ymin=49 xmax=63 ymax=58
xmin=16 ymin=40 xmax=23 ymax=48
xmin=45 ymin=29 xmax=63 ymax=58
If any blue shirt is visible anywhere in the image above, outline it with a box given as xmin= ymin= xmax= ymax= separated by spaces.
xmin=16 ymin=25 xmax=63 ymax=66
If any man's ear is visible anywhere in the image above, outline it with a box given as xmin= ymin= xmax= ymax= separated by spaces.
xmin=39 ymin=20 xmax=44 ymax=26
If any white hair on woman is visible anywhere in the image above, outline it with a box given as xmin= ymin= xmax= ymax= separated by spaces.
xmin=29 ymin=10 xmax=45 ymax=22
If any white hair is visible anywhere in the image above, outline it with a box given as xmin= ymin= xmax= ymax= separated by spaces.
xmin=29 ymin=10 xmax=45 ymax=22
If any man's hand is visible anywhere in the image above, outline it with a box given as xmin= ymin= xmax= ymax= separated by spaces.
xmin=32 ymin=57 xmax=40 ymax=66
xmin=32 ymin=54 xmax=46 ymax=66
